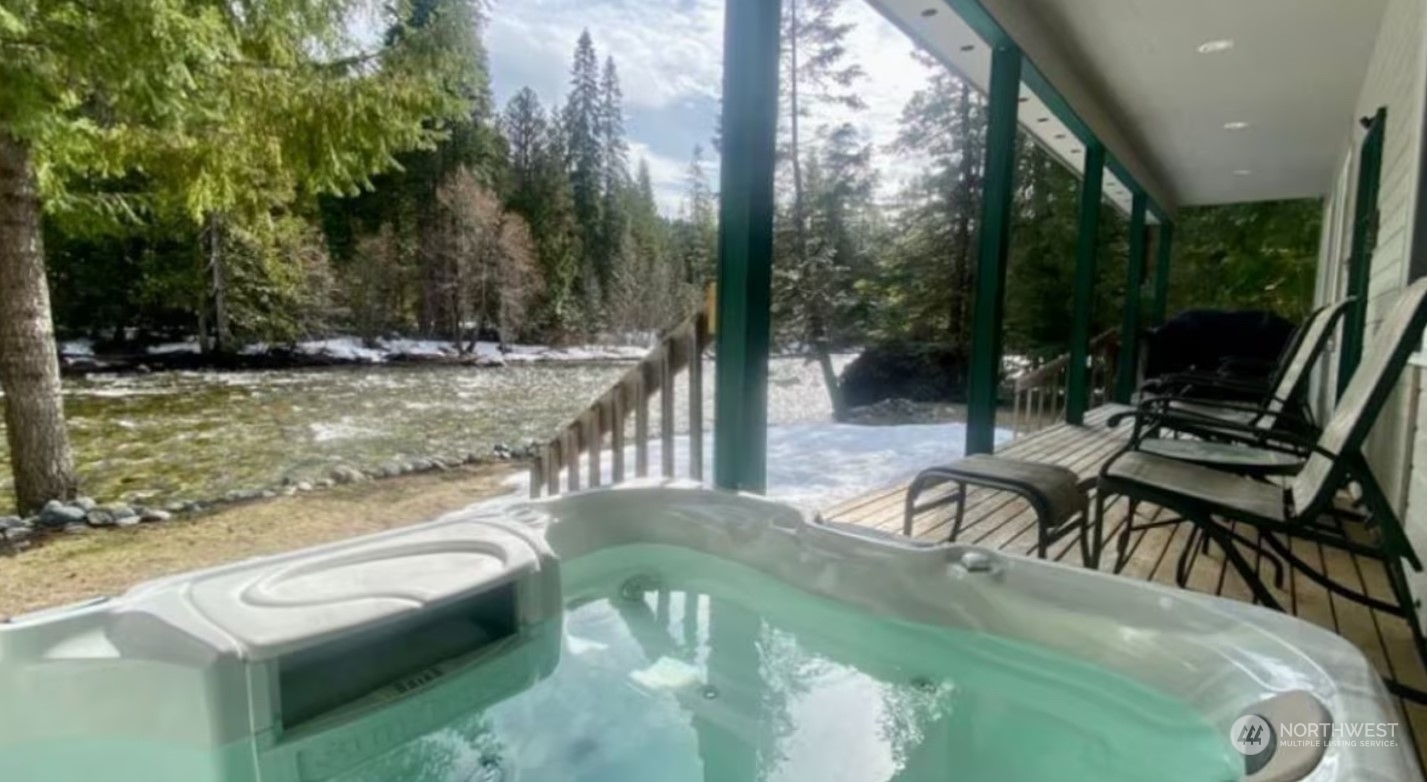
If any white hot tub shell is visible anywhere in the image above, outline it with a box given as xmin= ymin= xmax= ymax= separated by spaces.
xmin=0 ymin=483 xmax=1418 ymax=781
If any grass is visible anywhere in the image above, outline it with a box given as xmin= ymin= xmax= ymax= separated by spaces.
xmin=0 ymin=462 xmax=519 ymax=618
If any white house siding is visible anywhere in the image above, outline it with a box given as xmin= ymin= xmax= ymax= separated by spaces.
xmin=1321 ymin=0 xmax=1427 ymax=606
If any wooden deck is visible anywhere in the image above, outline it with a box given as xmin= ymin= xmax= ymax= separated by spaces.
xmin=820 ymin=404 xmax=1427 ymax=768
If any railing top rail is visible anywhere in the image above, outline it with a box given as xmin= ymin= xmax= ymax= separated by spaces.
xmin=1013 ymin=329 xmax=1118 ymax=391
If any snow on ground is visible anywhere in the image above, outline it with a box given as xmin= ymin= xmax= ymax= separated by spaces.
xmin=146 ymin=339 xmax=202 ymax=355
xmin=60 ymin=339 xmax=95 ymax=357
xmin=495 ymin=422 xmax=1013 ymax=514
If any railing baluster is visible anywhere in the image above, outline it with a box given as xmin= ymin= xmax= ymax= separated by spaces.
xmin=611 ymin=387 xmax=626 ymax=484
xmin=526 ymin=288 xmax=716 ymax=499
xmin=661 ymin=345 xmax=675 ymax=478
xmin=545 ymin=438 xmax=560 ymax=495
xmin=688 ymin=318 xmax=704 ymax=481
xmin=635 ymin=366 xmax=650 ymax=477
xmin=565 ymin=425 xmax=580 ymax=493
xmin=586 ymin=408 xmax=601 ymax=488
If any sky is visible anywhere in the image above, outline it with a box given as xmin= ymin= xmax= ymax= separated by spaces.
xmin=485 ymin=0 xmax=934 ymax=215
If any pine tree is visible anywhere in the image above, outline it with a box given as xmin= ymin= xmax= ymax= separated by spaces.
xmin=530 ymin=105 xmax=584 ymax=338
xmin=679 ymin=145 xmax=718 ymax=285
xmin=873 ymin=59 xmax=987 ymax=350
xmin=564 ymin=31 xmax=605 ymax=316
xmin=504 ymin=87 xmax=549 ymax=217
xmin=778 ymin=0 xmax=866 ymax=416
xmin=599 ymin=56 xmax=631 ymax=306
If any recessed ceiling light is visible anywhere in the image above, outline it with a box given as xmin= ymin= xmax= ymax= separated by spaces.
xmin=1233 ymin=169 xmax=1253 ymax=176
xmin=959 ymin=44 xmax=975 ymax=52
xmin=1196 ymin=39 xmax=1235 ymax=54
xmin=920 ymin=8 xmax=938 ymax=17
xmin=1223 ymin=121 xmax=1250 ymax=131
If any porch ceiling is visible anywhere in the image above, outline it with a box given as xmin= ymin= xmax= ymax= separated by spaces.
xmin=874 ymin=0 xmax=1389 ymax=210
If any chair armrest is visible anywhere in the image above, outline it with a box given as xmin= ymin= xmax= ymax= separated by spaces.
xmin=1107 ymin=408 xmax=1330 ymax=459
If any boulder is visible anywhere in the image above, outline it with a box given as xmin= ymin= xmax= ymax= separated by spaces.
xmin=85 ymin=509 xmax=116 ymax=527
xmin=140 ymin=508 xmax=172 ymax=523
xmin=295 ymin=481 xmax=314 ymax=493
xmin=73 ymin=496 xmax=98 ymax=512
xmin=38 ymin=501 xmax=87 ymax=529
xmin=330 ymin=466 xmax=365 ymax=485
xmin=104 ymin=503 xmax=137 ymax=520
xmin=838 ymin=343 xmax=971 ymax=409
xmin=2 ymin=523 xmax=33 ymax=546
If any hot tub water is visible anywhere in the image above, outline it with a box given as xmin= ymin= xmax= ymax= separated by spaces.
xmin=328 ymin=543 xmax=1242 ymax=782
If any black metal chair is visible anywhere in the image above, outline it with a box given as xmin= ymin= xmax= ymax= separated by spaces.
xmin=1097 ymin=279 xmax=1427 ymax=700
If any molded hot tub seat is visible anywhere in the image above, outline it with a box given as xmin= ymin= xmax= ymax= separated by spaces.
xmin=0 ymin=483 xmax=1417 ymax=781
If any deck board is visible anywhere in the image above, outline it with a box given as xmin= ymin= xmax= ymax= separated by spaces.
xmin=818 ymin=404 xmax=1427 ymax=769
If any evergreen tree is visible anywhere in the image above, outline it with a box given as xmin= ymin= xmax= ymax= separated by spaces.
xmin=680 ymin=144 xmax=718 ymax=285
xmin=869 ymin=61 xmax=986 ymax=349
xmin=0 ymin=0 xmax=465 ymax=511
xmin=778 ymin=0 xmax=866 ymax=415
xmin=529 ymin=105 xmax=584 ymax=337
xmin=564 ymin=31 xmax=605 ymax=314
xmin=599 ymin=56 xmax=631 ymax=305
xmin=504 ymin=87 xmax=549 ymax=217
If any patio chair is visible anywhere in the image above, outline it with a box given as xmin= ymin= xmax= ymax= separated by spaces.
xmin=1096 ymin=278 xmax=1427 ymax=692
xmin=1118 ymin=298 xmax=1353 ymax=474
xmin=1141 ymin=298 xmax=1345 ymax=408
xmin=1137 ymin=298 xmax=1351 ymax=431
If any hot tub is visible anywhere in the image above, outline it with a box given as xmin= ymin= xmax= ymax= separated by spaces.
xmin=0 ymin=484 xmax=1417 ymax=781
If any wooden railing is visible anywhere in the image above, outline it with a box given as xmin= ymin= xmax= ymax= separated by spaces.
xmin=1009 ymin=329 xmax=1118 ymax=438
xmin=530 ymin=293 xmax=715 ymax=498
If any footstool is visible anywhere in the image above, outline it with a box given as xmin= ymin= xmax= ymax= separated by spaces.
xmin=903 ymin=454 xmax=1097 ymax=564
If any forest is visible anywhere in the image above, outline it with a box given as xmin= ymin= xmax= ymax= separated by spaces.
xmin=1 ymin=0 xmax=1320 ymax=513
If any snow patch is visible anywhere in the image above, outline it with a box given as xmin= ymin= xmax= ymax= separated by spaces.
xmin=60 ymin=339 xmax=95 ymax=357
xmin=147 ymin=340 xmax=201 ymax=355
xmin=495 ymin=422 xmax=1014 ymax=513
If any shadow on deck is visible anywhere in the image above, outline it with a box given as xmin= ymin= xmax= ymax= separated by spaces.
xmin=819 ymin=403 xmax=1427 ymax=767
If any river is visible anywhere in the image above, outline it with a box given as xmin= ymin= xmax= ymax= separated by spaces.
xmin=0 ymin=357 xmax=853 ymax=513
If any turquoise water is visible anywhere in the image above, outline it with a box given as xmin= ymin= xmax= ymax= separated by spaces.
xmin=3 ymin=544 xmax=1243 ymax=781
xmin=326 ymin=544 xmax=1241 ymax=782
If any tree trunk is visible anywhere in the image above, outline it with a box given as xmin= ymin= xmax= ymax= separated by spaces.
xmin=786 ymin=0 xmax=842 ymax=415
xmin=950 ymin=82 xmax=976 ymax=354
xmin=0 ymin=132 xmax=78 ymax=513
xmin=206 ymin=212 xmax=230 ymax=354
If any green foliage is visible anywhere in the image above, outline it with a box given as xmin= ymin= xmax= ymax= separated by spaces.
xmin=1168 ymin=200 xmax=1321 ymax=320
xmin=2 ymin=0 xmax=469 ymax=221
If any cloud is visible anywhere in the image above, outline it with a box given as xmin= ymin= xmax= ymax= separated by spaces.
xmin=486 ymin=0 xmax=936 ymax=214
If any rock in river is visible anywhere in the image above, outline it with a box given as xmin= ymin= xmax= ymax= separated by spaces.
xmin=330 ymin=466 xmax=366 ymax=484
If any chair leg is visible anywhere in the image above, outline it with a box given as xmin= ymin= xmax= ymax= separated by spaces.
xmin=1096 ymin=489 xmax=1120 ymax=572
xmin=1204 ymin=520 xmax=1282 ymax=610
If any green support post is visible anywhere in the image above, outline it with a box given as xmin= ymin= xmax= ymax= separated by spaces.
xmin=1150 ymin=221 xmax=1174 ymax=325
xmin=1064 ymin=143 xmax=1105 ymax=426
xmin=1339 ymin=108 xmax=1387 ymax=397
xmin=1113 ymin=192 xmax=1148 ymax=403
xmin=965 ymin=44 xmax=1022 ymax=455
xmin=712 ymin=0 xmax=781 ymax=492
